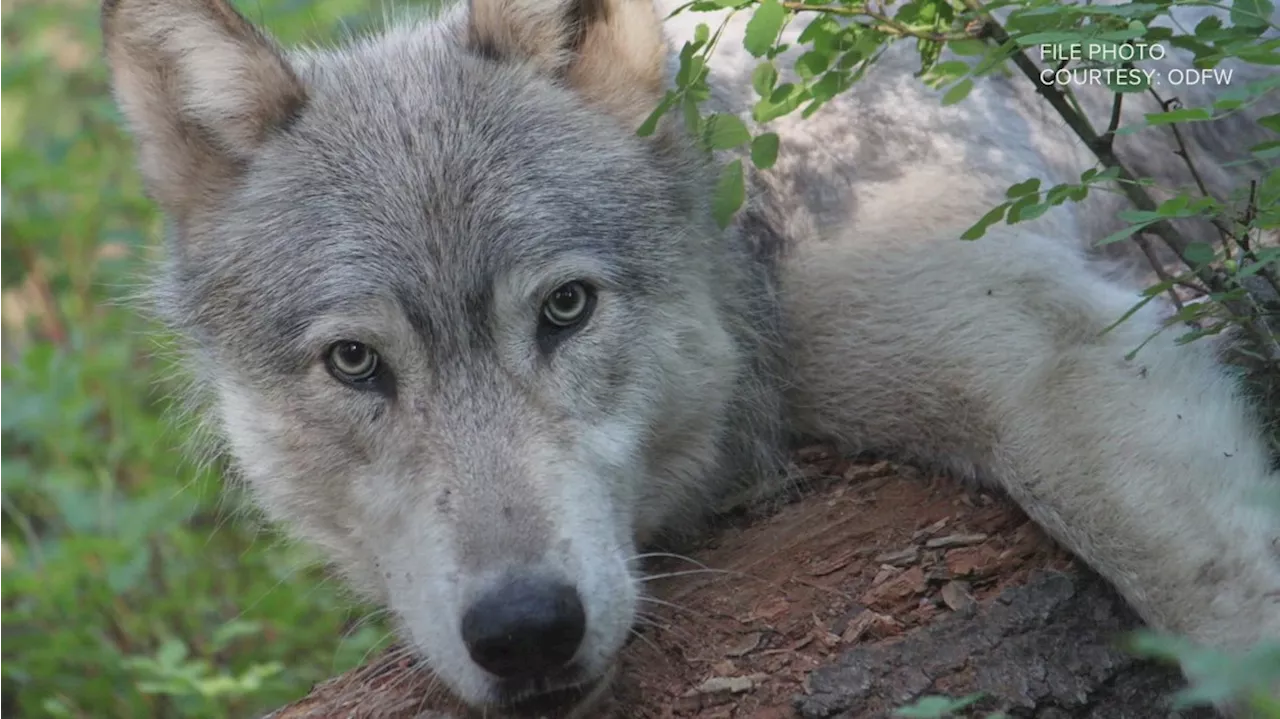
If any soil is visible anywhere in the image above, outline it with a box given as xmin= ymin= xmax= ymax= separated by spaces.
xmin=265 ymin=448 xmax=1210 ymax=719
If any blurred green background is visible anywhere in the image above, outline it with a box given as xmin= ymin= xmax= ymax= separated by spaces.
xmin=1 ymin=1 xmax=431 ymax=716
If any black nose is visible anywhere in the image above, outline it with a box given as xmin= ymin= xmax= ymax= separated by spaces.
xmin=460 ymin=575 xmax=586 ymax=679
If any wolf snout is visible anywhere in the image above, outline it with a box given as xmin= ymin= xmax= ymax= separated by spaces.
xmin=460 ymin=574 xmax=587 ymax=678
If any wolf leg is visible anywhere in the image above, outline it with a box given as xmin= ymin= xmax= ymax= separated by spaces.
xmin=783 ymin=226 xmax=1280 ymax=652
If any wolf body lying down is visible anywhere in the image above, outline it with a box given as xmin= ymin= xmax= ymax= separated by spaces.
xmin=101 ymin=0 xmax=1280 ymax=713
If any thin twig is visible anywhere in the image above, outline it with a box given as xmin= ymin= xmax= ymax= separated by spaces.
xmin=1144 ymin=87 xmax=1280 ymax=306
xmin=1100 ymin=91 xmax=1124 ymax=151
xmin=1234 ymin=180 xmax=1280 ymax=303
xmin=1132 ymin=232 xmax=1191 ymax=312
xmin=1147 ymin=91 xmax=1213 ymax=201
xmin=780 ymin=2 xmax=976 ymax=42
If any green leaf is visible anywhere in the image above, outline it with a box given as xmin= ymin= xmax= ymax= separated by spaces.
xmin=1251 ymin=140 xmax=1280 ymax=160
xmin=1045 ymin=183 xmax=1075 ymax=206
xmin=1157 ymin=195 xmax=1190 ymax=216
xmin=922 ymin=60 xmax=969 ymax=89
xmin=929 ymin=60 xmax=969 ymax=77
xmin=106 ymin=548 xmax=151 ymax=593
xmin=755 ymin=83 xmax=805 ymax=123
xmin=1006 ymin=195 xmax=1039 ymax=223
xmin=1097 ymin=220 xmax=1157 ymax=246
xmin=962 ymin=203 xmax=1009 ymax=240
xmin=1259 ymin=113 xmax=1280 ymax=134
xmin=704 ymin=113 xmax=752 ymax=150
xmin=798 ymin=14 xmax=839 ymax=46
xmin=1195 ymin=15 xmax=1224 ymax=37
xmin=1234 ymin=248 xmax=1280 ymax=278
xmin=0 ymin=92 xmax=26 ymax=152
xmin=744 ymin=0 xmax=787 ymax=58
xmin=837 ymin=48 xmax=865 ymax=70
xmin=712 ymin=159 xmax=746 ymax=229
xmin=917 ymin=38 xmax=944 ymax=72
xmin=752 ymin=62 xmax=778 ymax=97
xmin=1183 ymin=241 xmax=1216 ymax=266
xmin=751 ymin=132 xmax=780 ymax=169
xmin=1117 ymin=209 xmax=1163 ymax=224
xmin=1145 ymin=108 xmax=1213 ymax=125
xmin=156 ymin=638 xmax=189 ymax=668
xmin=941 ymin=79 xmax=974 ymax=106
xmin=809 ymin=71 xmax=846 ymax=103
xmin=211 ymin=620 xmax=265 ymax=652
xmin=694 ymin=22 xmax=710 ymax=46
xmin=1237 ymin=46 xmax=1280 ymax=65
xmin=1100 ymin=292 xmax=1160 ymax=337
xmin=675 ymin=49 xmax=705 ymax=88
xmin=949 ymin=38 xmax=987 ymax=56
xmin=1230 ymin=0 xmax=1275 ymax=28
xmin=682 ymin=94 xmax=703 ymax=136
xmin=1006 ymin=178 xmax=1042 ymax=199
xmin=636 ymin=92 xmax=676 ymax=137
xmin=796 ymin=50 xmax=832 ymax=78
xmin=1098 ymin=21 xmax=1148 ymax=42
xmin=1017 ymin=201 xmax=1051 ymax=223
xmin=1081 ymin=166 xmax=1122 ymax=184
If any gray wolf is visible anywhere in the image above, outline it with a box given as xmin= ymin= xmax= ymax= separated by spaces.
xmin=101 ymin=0 xmax=1280 ymax=714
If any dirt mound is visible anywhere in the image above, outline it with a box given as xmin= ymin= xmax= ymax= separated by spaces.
xmin=266 ymin=449 xmax=1205 ymax=719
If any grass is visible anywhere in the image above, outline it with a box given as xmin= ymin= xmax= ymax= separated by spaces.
xmin=0 ymin=1 xmax=425 ymax=716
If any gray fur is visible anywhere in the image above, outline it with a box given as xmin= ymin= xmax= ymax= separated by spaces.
xmin=102 ymin=0 xmax=1279 ymax=713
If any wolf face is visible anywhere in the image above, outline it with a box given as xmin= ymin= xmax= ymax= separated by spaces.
xmin=102 ymin=0 xmax=781 ymax=710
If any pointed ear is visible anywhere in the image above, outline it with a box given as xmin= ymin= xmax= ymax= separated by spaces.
xmin=467 ymin=0 xmax=668 ymax=127
xmin=101 ymin=0 xmax=307 ymax=223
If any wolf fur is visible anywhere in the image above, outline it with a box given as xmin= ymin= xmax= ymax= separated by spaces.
xmin=102 ymin=0 xmax=1280 ymax=713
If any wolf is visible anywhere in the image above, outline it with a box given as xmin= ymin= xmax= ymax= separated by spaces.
xmin=101 ymin=0 xmax=1280 ymax=714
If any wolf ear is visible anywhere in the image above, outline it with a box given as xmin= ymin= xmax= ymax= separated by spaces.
xmin=468 ymin=0 xmax=667 ymax=127
xmin=101 ymin=0 xmax=307 ymax=223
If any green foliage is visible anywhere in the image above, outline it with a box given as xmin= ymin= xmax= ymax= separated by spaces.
xmin=744 ymin=0 xmax=788 ymax=57
xmin=652 ymin=0 xmax=1280 ymax=353
xmin=1129 ymin=633 xmax=1280 ymax=714
xmin=0 ymin=0 xmax=411 ymax=716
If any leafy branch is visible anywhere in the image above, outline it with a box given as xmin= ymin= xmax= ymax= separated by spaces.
xmin=778 ymin=1 xmax=978 ymax=42
xmin=653 ymin=0 xmax=1280 ymax=365
xmin=960 ymin=0 xmax=1280 ymax=361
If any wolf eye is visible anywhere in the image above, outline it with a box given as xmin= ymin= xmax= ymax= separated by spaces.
xmin=326 ymin=341 xmax=381 ymax=383
xmin=536 ymin=281 xmax=596 ymax=354
xmin=541 ymin=281 xmax=593 ymax=328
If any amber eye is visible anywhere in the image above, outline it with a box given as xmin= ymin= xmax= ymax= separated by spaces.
xmin=326 ymin=341 xmax=380 ymax=383
xmin=541 ymin=281 xmax=592 ymax=327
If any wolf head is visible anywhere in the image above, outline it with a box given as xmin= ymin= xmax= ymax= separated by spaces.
xmin=103 ymin=0 xmax=782 ymax=710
